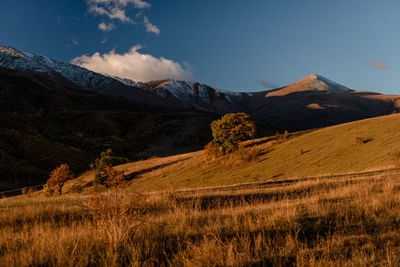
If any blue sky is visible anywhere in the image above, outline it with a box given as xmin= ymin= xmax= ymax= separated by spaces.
xmin=1 ymin=0 xmax=400 ymax=94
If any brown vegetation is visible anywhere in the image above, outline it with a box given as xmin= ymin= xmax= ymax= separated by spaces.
xmin=47 ymin=164 xmax=74 ymax=195
xmin=1 ymin=173 xmax=400 ymax=265
xmin=275 ymin=130 xmax=289 ymax=143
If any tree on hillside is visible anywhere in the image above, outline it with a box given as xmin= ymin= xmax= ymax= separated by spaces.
xmin=209 ymin=113 xmax=256 ymax=153
xmin=93 ymin=149 xmax=113 ymax=185
xmin=47 ymin=164 xmax=74 ymax=195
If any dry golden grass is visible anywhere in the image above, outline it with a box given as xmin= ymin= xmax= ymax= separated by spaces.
xmin=2 ymin=173 xmax=400 ymax=266
xmin=63 ymin=113 xmax=400 ymax=193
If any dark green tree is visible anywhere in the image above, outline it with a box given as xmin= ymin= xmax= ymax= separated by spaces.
xmin=93 ymin=149 xmax=113 ymax=185
xmin=210 ymin=113 xmax=256 ymax=152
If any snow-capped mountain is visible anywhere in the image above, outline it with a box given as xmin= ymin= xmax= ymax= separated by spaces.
xmin=2 ymin=45 xmax=400 ymax=130
xmin=133 ymin=79 xmax=244 ymax=105
xmin=0 ymin=46 xmax=133 ymax=93
xmin=0 ymin=46 xmax=59 ymax=75
xmin=0 ymin=46 xmax=198 ymax=110
xmin=0 ymin=46 xmax=245 ymax=111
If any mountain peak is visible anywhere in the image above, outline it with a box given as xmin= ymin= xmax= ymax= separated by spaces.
xmin=0 ymin=46 xmax=24 ymax=58
xmin=266 ymin=74 xmax=351 ymax=97
xmin=307 ymin=73 xmax=322 ymax=80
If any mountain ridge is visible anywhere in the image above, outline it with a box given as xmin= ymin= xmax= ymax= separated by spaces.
xmin=1 ymin=45 xmax=400 ymax=130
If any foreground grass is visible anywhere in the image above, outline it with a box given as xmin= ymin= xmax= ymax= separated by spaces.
xmin=2 ymin=173 xmax=400 ymax=266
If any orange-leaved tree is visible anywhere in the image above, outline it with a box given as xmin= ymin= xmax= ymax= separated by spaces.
xmin=47 ymin=163 xmax=74 ymax=195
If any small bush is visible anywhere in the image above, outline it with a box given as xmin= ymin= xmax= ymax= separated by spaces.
xmin=105 ymin=167 xmax=127 ymax=188
xmin=41 ymin=184 xmax=55 ymax=198
xmin=355 ymin=136 xmax=368 ymax=145
xmin=70 ymin=183 xmax=83 ymax=193
xmin=47 ymin=164 xmax=74 ymax=195
xmin=204 ymin=142 xmax=225 ymax=160
xmin=21 ymin=187 xmax=28 ymax=195
xmin=236 ymin=145 xmax=262 ymax=162
xmin=275 ymin=130 xmax=288 ymax=143
xmin=87 ymin=191 xmax=146 ymax=227
xmin=27 ymin=187 xmax=35 ymax=196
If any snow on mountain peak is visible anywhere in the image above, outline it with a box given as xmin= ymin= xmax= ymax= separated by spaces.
xmin=0 ymin=46 xmax=24 ymax=58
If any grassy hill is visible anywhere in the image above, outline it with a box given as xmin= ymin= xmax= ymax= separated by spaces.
xmin=67 ymin=113 xmax=400 ymax=193
xmin=4 ymin=113 xmax=400 ymax=266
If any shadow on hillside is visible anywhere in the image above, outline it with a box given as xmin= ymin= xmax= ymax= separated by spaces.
xmin=244 ymin=137 xmax=275 ymax=147
xmin=83 ymin=157 xmax=192 ymax=187
xmin=253 ymin=148 xmax=274 ymax=163
xmin=175 ymin=178 xmax=375 ymax=211
xmin=125 ymin=157 xmax=191 ymax=181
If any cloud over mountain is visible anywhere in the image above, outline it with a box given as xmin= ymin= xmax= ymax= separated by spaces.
xmin=71 ymin=45 xmax=194 ymax=82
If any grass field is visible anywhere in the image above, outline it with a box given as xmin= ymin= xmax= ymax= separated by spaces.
xmin=3 ymin=114 xmax=400 ymax=266
xmin=2 ymin=171 xmax=400 ymax=266
xmin=64 ymin=113 xmax=400 ymax=193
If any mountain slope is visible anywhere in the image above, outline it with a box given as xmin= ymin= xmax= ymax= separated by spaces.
xmin=67 ymin=113 xmax=400 ymax=192
xmin=0 ymin=67 xmax=217 ymax=191
xmin=134 ymin=74 xmax=400 ymax=130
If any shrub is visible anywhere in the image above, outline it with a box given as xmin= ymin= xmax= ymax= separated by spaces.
xmin=105 ymin=167 xmax=127 ymax=188
xmin=70 ymin=183 xmax=83 ymax=193
xmin=210 ymin=113 xmax=256 ymax=153
xmin=204 ymin=142 xmax=225 ymax=160
xmin=236 ymin=145 xmax=262 ymax=162
xmin=41 ymin=184 xmax=55 ymax=198
xmin=27 ymin=187 xmax=35 ymax=196
xmin=275 ymin=130 xmax=288 ymax=143
xmin=21 ymin=187 xmax=28 ymax=195
xmin=355 ymin=136 xmax=368 ymax=145
xmin=47 ymin=164 xmax=74 ymax=195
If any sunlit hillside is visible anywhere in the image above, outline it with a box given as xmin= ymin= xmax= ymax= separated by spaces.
xmin=65 ymin=113 xmax=400 ymax=193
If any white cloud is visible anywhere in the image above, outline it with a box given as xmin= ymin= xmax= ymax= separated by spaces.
xmin=372 ymin=60 xmax=389 ymax=70
xmin=98 ymin=22 xmax=115 ymax=31
xmin=89 ymin=5 xmax=132 ymax=23
xmin=86 ymin=0 xmax=158 ymax=34
xmin=88 ymin=0 xmax=150 ymax=9
xmin=71 ymin=45 xmax=194 ymax=82
xmin=143 ymin=15 xmax=159 ymax=34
